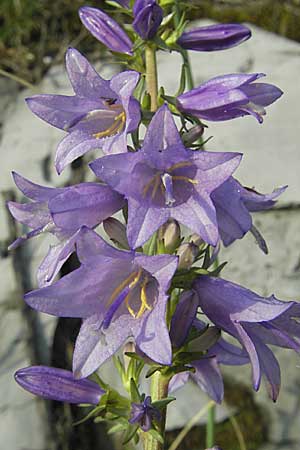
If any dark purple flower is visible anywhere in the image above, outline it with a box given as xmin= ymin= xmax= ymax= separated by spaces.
xmin=8 ymin=172 xmax=124 ymax=287
xmin=133 ymin=0 xmax=163 ymax=40
xmin=194 ymin=276 xmax=300 ymax=401
xmin=129 ymin=396 xmax=161 ymax=431
xmin=15 ymin=366 xmax=104 ymax=404
xmin=26 ymin=48 xmax=140 ymax=173
xmin=177 ymin=23 xmax=251 ymax=52
xmin=177 ymin=73 xmax=283 ymax=123
xmin=212 ymin=177 xmax=286 ymax=251
xmin=25 ymin=228 xmax=178 ymax=378
xmin=91 ymin=104 xmax=241 ymax=249
xmin=79 ymin=7 xmax=133 ymax=55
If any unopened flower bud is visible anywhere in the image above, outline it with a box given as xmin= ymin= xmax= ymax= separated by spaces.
xmin=182 ymin=124 xmax=205 ymax=145
xmin=158 ymin=219 xmax=181 ymax=253
xmin=15 ymin=366 xmax=104 ymax=404
xmin=103 ymin=217 xmax=130 ymax=249
xmin=189 ymin=233 xmax=204 ymax=247
xmin=133 ymin=0 xmax=163 ymax=40
xmin=177 ymin=242 xmax=199 ymax=270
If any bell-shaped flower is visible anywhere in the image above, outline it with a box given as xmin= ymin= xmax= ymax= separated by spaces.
xmin=177 ymin=73 xmax=283 ymax=123
xmin=133 ymin=0 xmax=163 ymax=40
xmin=91 ymin=104 xmax=242 ymax=249
xmin=24 ymin=228 xmax=178 ymax=378
xmin=169 ymin=291 xmax=248 ymax=403
xmin=15 ymin=366 xmax=104 ymax=404
xmin=129 ymin=396 xmax=161 ymax=431
xmin=79 ymin=7 xmax=133 ymax=55
xmin=26 ymin=48 xmax=140 ymax=174
xmin=212 ymin=177 xmax=287 ymax=251
xmin=194 ymin=276 xmax=300 ymax=401
xmin=7 ymin=172 xmax=125 ymax=287
xmin=177 ymin=23 xmax=251 ymax=52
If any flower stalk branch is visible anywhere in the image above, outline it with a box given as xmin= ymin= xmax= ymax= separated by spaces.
xmin=145 ymin=44 xmax=159 ymax=112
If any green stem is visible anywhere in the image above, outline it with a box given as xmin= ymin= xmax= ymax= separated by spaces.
xmin=144 ymin=372 xmax=170 ymax=450
xmin=145 ymin=44 xmax=158 ymax=112
xmin=206 ymin=403 xmax=216 ymax=448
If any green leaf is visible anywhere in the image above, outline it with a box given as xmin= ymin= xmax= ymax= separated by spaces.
xmin=73 ymin=405 xmax=106 ymax=426
xmin=147 ymin=428 xmax=164 ymax=444
xmin=151 ymin=397 xmax=176 ymax=410
xmin=145 ymin=365 xmax=162 ymax=378
xmin=130 ymin=378 xmax=141 ymax=403
xmin=108 ymin=423 xmax=128 ymax=435
xmin=122 ymin=424 xmax=140 ymax=445
xmin=210 ymin=261 xmax=228 ymax=276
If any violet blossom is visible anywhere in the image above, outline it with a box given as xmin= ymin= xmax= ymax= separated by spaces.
xmin=79 ymin=6 xmax=133 ymax=55
xmin=91 ymin=104 xmax=242 ymax=249
xmin=129 ymin=396 xmax=161 ymax=431
xmin=24 ymin=228 xmax=178 ymax=378
xmin=177 ymin=73 xmax=283 ymax=123
xmin=133 ymin=0 xmax=163 ymax=40
xmin=15 ymin=366 xmax=104 ymax=404
xmin=194 ymin=276 xmax=300 ymax=401
xmin=26 ymin=48 xmax=140 ymax=174
xmin=177 ymin=23 xmax=251 ymax=52
xmin=8 ymin=172 xmax=124 ymax=287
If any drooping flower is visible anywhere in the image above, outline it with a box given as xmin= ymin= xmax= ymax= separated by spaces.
xmin=177 ymin=73 xmax=283 ymax=123
xmin=177 ymin=23 xmax=251 ymax=52
xmin=129 ymin=396 xmax=161 ymax=431
xmin=8 ymin=172 xmax=124 ymax=286
xmin=79 ymin=6 xmax=133 ymax=55
xmin=194 ymin=276 xmax=300 ymax=401
xmin=24 ymin=228 xmax=178 ymax=378
xmin=133 ymin=0 xmax=163 ymax=40
xmin=212 ymin=177 xmax=287 ymax=252
xmin=15 ymin=366 xmax=104 ymax=404
xmin=26 ymin=48 xmax=140 ymax=173
xmin=91 ymin=104 xmax=242 ymax=249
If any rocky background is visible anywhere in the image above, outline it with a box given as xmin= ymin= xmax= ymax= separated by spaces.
xmin=0 ymin=2 xmax=300 ymax=449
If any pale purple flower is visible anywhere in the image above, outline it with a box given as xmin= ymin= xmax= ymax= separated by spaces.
xmin=91 ymin=104 xmax=242 ymax=249
xmin=8 ymin=172 xmax=124 ymax=287
xmin=26 ymin=48 xmax=140 ymax=173
xmin=79 ymin=7 xmax=133 ymax=54
xmin=177 ymin=73 xmax=283 ymax=123
xmin=194 ymin=276 xmax=300 ymax=401
xmin=129 ymin=396 xmax=160 ymax=431
xmin=212 ymin=177 xmax=287 ymax=251
xmin=15 ymin=366 xmax=104 ymax=404
xmin=177 ymin=23 xmax=251 ymax=52
xmin=133 ymin=0 xmax=163 ymax=40
xmin=24 ymin=228 xmax=178 ymax=378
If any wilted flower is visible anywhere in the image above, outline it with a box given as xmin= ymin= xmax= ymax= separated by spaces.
xmin=129 ymin=396 xmax=161 ymax=431
xmin=177 ymin=23 xmax=251 ymax=52
xmin=79 ymin=6 xmax=133 ymax=54
xmin=15 ymin=366 xmax=104 ymax=404
xmin=25 ymin=228 xmax=178 ymax=378
xmin=91 ymin=104 xmax=241 ymax=249
xmin=8 ymin=172 xmax=124 ymax=286
xmin=177 ymin=73 xmax=283 ymax=123
xmin=194 ymin=276 xmax=300 ymax=400
xmin=26 ymin=48 xmax=140 ymax=173
xmin=133 ymin=0 xmax=163 ymax=40
xmin=103 ymin=217 xmax=130 ymax=249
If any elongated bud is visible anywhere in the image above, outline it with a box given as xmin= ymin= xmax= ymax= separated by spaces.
xmin=133 ymin=0 xmax=163 ymax=40
xmin=170 ymin=291 xmax=199 ymax=348
xmin=189 ymin=233 xmax=204 ymax=247
xmin=79 ymin=7 xmax=133 ymax=55
xmin=158 ymin=219 xmax=180 ymax=253
xmin=15 ymin=366 xmax=104 ymax=404
xmin=178 ymin=23 xmax=251 ymax=52
xmin=177 ymin=242 xmax=199 ymax=270
xmin=103 ymin=217 xmax=130 ymax=249
xmin=182 ymin=124 xmax=205 ymax=145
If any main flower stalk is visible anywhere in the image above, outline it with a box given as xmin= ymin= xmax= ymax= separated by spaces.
xmin=145 ymin=44 xmax=159 ymax=112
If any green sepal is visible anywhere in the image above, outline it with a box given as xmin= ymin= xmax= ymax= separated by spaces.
xmin=162 ymin=364 xmax=195 ymax=378
xmin=130 ymin=378 xmax=141 ymax=403
xmin=100 ymin=388 xmax=131 ymax=418
xmin=145 ymin=365 xmax=162 ymax=378
xmin=125 ymin=352 xmax=144 ymax=362
xmin=90 ymin=373 xmax=110 ymax=391
xmin=151 ymin=397 xmax=176 ymax=410
xmin=175 ymin=64 xmax=186 ymax=96
xmin=114 ymin=355 xmax=126 ymax=380
xmin=122 ymin=424 xmax=140 ymax=445
xmin=142 ymin=92 xmax=151 ymax=110
xmin=210 ymin=261 xmax=228 ymax=276
xmin=73 ymin=404 xmax=106 ymax=426
xmin=152 ymin=36 xmax=171 ymax=52
xmin=161 ymin=94 xmax=176 ymax=106
xmin=147 ymin=428 xmax=164 ymax=444
xmin=107 ymin=421 xmax=128 ymax=435
xmin=105 ymin=1 xmax=133 ymax=15
xmin=174 ymin=351 xmax=206 ymax=364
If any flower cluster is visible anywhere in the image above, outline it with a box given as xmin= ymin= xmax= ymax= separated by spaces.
xmin=10 ymin=0 xmax=296 ymax=448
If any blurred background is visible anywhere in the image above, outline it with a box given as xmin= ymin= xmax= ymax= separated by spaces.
xmin=0 ymin=1 xmax=300 ymax=450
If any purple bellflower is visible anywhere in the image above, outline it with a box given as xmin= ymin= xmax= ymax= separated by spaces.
xmin=24 ymin=228 xmax=178 ymax=378
xmin=15 ymin=366 xmax=104 ymax=404
xmin=91 ymin=104 xmax=242 ymax=249
xmin=8 ymin=172 xmax=124 ymax=287
xmin=79 ymin=6 xmax=133 ymax=55
xmin=169 ymin=291 xmax=248 ymax=403
xmin=133 ymin=0 xmax=163 ymax=40
xmin=26 ymin=48 xmax=140 ymax=174
xmin=177 ymin=73 xmax=283 ymax=123
xmin=212 ymin=177 xmax=287 ymax=251
xmin=177 ymin=23 xmax=251 ymax=52
xmin=129 ymin=396 xmax=161 ymax=431
xmin=194 ymin=276 xmax=300 ymax=401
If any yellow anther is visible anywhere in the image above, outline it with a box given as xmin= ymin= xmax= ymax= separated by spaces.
xmin=125 ymin=293 xmax=136 ymax=318
xmin=129 ymin=268 xmax=143 ymax=289
xmin=136 ymin=279 xmax=152 ymax=319
xmin=172 ymin=175 xmax=198 ymax=185
xmin=93 ymin=111 xmax=126 ymax=139
xmin=142 ymin=174 xmax=160 ymax=197
xmin=151 ymin=175 xmax=161 ymax=200
xmin=107 ymin=270 xmax=139 ymax=307
xmin=167 ymin=161 xmax=194 ymax=172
